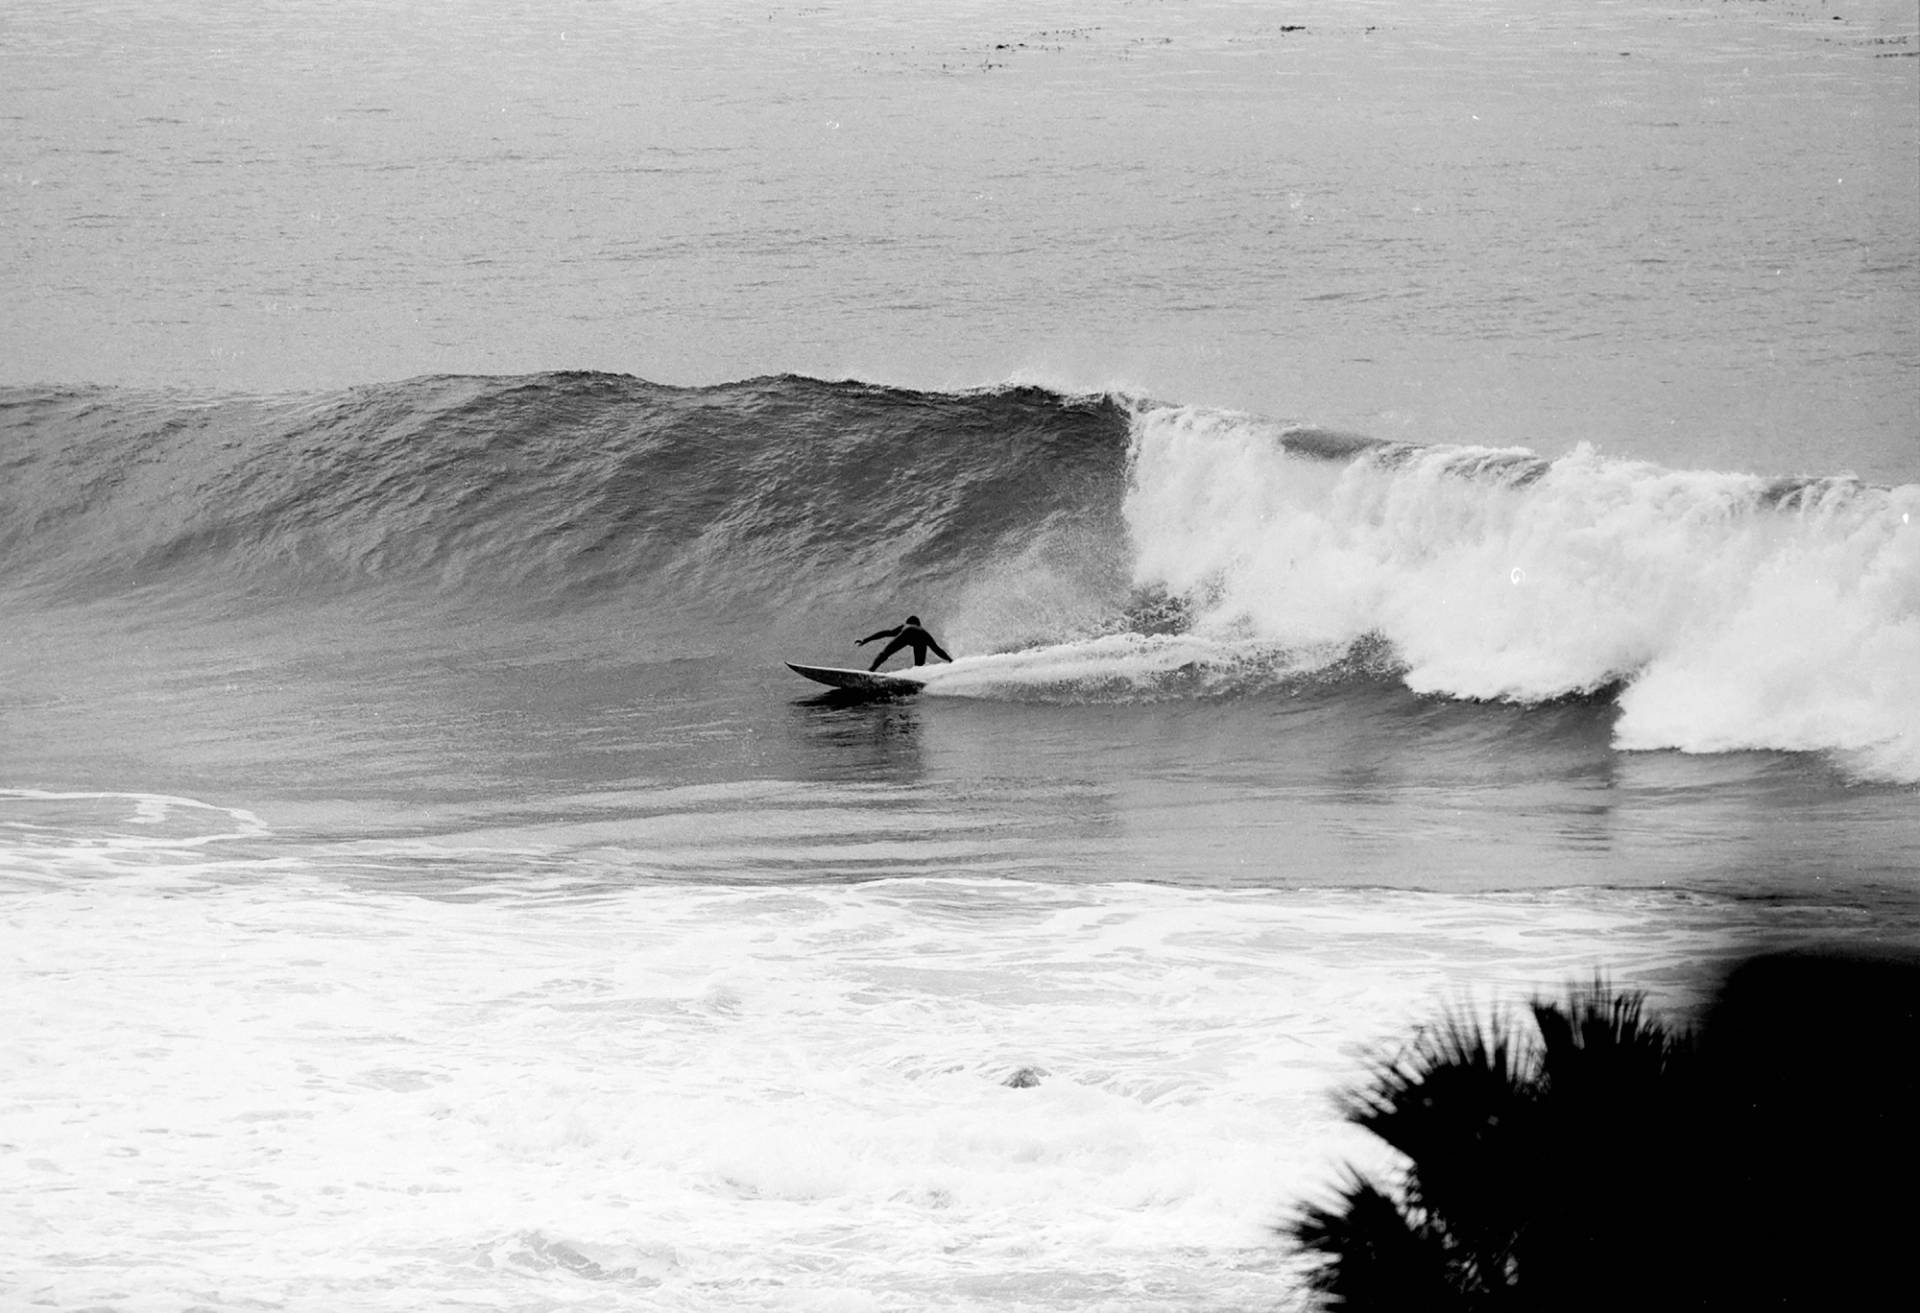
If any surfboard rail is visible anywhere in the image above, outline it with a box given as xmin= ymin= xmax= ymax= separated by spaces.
xmin=786 ymin=662 xmax=928 ymax=694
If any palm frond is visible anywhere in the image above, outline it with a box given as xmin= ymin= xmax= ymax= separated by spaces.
xmin=1290 ymin=1173 xmax=1471 ymax=1312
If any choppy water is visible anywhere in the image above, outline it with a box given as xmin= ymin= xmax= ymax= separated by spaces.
xmin=3 ymin=2 xmax=1916 ymax=1310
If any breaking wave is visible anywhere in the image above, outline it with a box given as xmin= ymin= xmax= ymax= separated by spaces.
xmin=3 ymin=373 xmax=1913 ymax=780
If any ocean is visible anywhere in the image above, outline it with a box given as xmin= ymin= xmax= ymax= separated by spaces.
xmin=3 ymin=2 xmax=1917 ymax=1310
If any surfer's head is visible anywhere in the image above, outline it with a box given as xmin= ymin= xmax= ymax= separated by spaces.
xmin=905 ymin=615 xmax=921 ymax=626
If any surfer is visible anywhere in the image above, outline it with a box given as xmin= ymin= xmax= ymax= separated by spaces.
xmin=855 ymin=616 xmax=953 ymax=671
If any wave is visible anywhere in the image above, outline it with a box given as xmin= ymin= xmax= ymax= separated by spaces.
xmin=0 ymin=373 xmax=1134 ymax=626
xmin=3 ymin=373 xmax=1914 ymax=780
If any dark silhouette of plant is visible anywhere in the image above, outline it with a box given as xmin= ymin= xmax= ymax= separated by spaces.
xmin=1287 ymin=953 xmax=1920 ymax=1311
xmin=1290 ymin=982 xmax=1691 ymax=1312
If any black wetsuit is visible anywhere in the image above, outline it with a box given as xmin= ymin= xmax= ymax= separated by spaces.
xmin=856 ymin=622 xmax=952 ymax=671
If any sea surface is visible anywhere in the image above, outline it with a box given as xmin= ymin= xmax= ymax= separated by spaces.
xmin=3 ymin=2 xmax=1917 ymax=1310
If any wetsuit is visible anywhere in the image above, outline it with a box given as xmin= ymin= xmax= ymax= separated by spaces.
xmin=856 ymin=619 xmax=953 ymax=671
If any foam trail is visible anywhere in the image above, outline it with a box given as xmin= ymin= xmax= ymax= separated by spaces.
xmin=1125 ymin=407 xmax=1920 ymax=780
xmin=919 ymin=633 xmax=1343 ymax=702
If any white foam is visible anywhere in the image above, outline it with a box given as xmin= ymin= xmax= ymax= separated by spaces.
xmin=0 ymin=789 xmax=274 ymax=890
xmin=2 ymin=866 xmax=1819 ymax=1310
xmin=1124 ymin=407 xmax=1920 ymax=780
xmin=918 ymin=632 xmax=1330 ymax=702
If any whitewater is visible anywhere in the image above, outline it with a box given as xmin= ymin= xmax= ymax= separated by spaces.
xmin=1118 ymin=406 xmax=1920 ymax=782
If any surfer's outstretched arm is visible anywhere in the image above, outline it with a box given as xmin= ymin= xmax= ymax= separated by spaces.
xmin=930 ymin=641 xmax=953 ymax=663
xmin=855 ymin=627 xmax=898 ymax=647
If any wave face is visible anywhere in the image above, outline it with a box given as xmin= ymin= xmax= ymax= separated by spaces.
xmin=0 ymin=374 xmax=1131 ymax=627
xmin=3 ymin=374 xmax=1915 ymax=781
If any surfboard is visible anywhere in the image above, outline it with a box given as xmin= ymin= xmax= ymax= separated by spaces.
xmin=786 ymin=662 xmax=927 ymax=695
